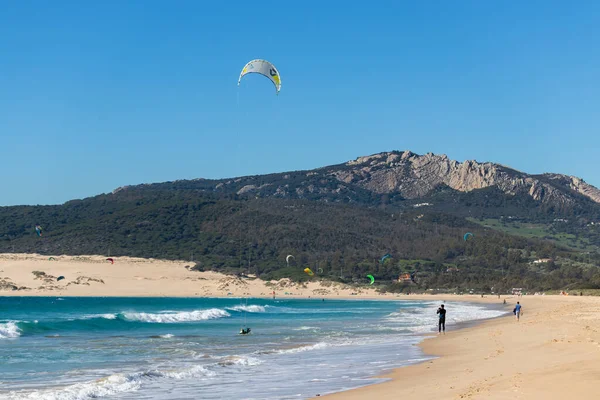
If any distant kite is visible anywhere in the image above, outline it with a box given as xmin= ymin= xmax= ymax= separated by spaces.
xmin=35 ymin=225 xmax=42 ymax=237
xmin=286 ymin=255 xmax=295 ymax=267
xmin=304 ymin=268 xmax=314 ymax=276
xmin=366 ymin=274 xmax=375 ymax=285
xmin=106 ymin=258 xmax=114 ymax=264
xmin=464 ymin=232 xmax=474 ymax=241
xmin=380 ymin=254 xmax=392 ymax=264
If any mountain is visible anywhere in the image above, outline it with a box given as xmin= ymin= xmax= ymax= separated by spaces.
xmin=1 ymin=150 xmax=599 ymax=292
xmin=114 ymin=150 xmax=600 ymax=207
xmin=112 ymin=150 xmax=600 ymax=225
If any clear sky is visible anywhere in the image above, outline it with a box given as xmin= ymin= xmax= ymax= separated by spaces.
xmin=1 ymin=1 xmax=598 ymax=206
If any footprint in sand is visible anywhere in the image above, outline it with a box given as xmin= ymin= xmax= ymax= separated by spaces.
xmin=512 ymin=372 xmax=523 ymax=392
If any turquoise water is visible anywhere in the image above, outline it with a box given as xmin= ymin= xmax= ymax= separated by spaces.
xmin=0 ymin=297 xmax=505 ymax=399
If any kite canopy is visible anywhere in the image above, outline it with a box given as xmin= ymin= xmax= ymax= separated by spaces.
xmin=106 ymin=258 xmax=114 ymax=264
xmin=238 ymin=59 xmax=281 ymax=94
xmin=303 ymin=268 xmax=314 ymax=276
xmin=366 ymin=274 xmax=375 ymax=285
xmin=286 ymin=255 xmax=295 ymax=263
xmin=380 ymin=254 xmax=392 ymax=263
xmin=464 ymin=232 xmax=474 ymax=241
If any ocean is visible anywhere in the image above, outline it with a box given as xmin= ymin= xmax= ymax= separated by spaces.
xmin=0 ymin=297 xmax=506 ymax=399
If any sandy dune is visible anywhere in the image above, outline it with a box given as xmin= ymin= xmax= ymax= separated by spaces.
xmin=0 ymin=253 xmax=386 ymax=298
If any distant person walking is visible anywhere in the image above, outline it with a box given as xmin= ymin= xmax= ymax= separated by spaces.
xmin=514 ymin=302 xmax=522 ymax=321
xmin=437 ymin=304 xmax=446 ymax=334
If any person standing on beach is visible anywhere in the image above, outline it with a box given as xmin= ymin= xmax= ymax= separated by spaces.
xmin=437 ymin=304 xmax=446 ymax=334
xmin=514 ymin=302 xmax=522 ymax=321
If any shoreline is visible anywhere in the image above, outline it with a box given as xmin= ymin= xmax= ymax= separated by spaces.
xmin=311 ymin=298 xmax=512 ymax=398
xmin=318 ymin=295 xmax=600 ymax=400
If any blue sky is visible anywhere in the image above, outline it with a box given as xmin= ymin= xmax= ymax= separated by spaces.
xmin=1 ymin=1 xmax=598 ymax=206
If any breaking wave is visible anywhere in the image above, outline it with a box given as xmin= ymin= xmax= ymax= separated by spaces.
xmin=226 ymin=305 xmax=267 ymax=313
xmin=120 ymin=308 xmax=230 ymax=323
xmin=0 ymin=321 xmax=21 ymax=339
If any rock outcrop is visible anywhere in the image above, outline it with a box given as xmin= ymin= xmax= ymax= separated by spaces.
xmin=542 ymin=174 xmax=600 ymax=204
xmin=335 ymin=151 xmax=599 ymax=205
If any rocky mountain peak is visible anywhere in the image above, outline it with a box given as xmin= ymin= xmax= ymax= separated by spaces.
xmin=336 ymin=151 xmax=599 ymax=205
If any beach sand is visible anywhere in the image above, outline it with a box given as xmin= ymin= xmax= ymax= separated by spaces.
xmin=2 ymin=253 xmax=599 ymax=399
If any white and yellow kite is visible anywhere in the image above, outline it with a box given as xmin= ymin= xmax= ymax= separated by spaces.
xmin=238 ymin=59 xmax=281 ymax=94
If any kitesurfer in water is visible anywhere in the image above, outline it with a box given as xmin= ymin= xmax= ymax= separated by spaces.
xmin=240 ymin=327 xmax=251 ymax=335
xmin=437 ymin=304 xmax=446 ymax=334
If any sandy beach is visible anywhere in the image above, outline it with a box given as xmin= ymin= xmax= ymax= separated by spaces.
xmin=2 ymin=253 xmax=599 ymax=399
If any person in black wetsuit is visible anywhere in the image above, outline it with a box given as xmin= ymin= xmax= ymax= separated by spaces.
xmin=437 ymin=304 xmax=446 ymax=334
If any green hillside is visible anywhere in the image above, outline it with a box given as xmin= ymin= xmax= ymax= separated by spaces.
xmin=1 ymin=184 xmax=599 ymax=293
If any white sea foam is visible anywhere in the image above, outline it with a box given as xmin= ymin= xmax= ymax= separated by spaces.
xmin=121 ymin=308 xmax=230 ymax=323
xmin=81 ymin=314 xmax=117 ymax=320
xmin=0 ymin=322 xmax=21 ymax=339
xmin=293 ymin=326 xmax=321 ymax=331
xmin=384 ymin=302 xmax=507 ymax=333
xmin=5 ymin=372 xmax=144 ymax=399
xmin=5 ymin=365 xmax=217 ymax=400
xmin=275 ymin=342 xmax=329 ymax=354
xmin=217 ymin=355 xmax=263 ymax=367
xmin=162 ymin=365 xmax=216 ymax=379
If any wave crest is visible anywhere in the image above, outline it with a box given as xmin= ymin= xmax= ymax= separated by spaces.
xmin=226 ymin=305 xmax=266 ymax=313
xmin=121 ymin=308 xmax=230 ymax=323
